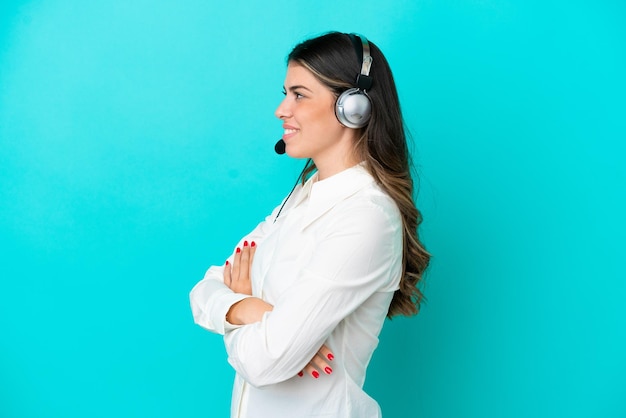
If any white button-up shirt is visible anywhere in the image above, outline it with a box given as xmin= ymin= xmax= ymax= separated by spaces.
xmin=190 ymin=164 xmax=402 ymax=418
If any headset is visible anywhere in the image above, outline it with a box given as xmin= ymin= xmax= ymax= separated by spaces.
xmin=335 ymin=34 xmax=374 ymax=129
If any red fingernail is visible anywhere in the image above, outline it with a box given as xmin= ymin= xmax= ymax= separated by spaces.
xmin=243 ymin=240 xmax=248 ymax=247
xmin=251 ymin=241 xmax=256 ymax=247
xmin=236 ymin=247 xmax=241 ymax=253
xmin=327 ymin=353 xmax=334 ymax=361
xmin=324 ymin=367 xmax=332 ymax=375
xmin=297 ymin=371 xmax=303 ymax=377
xmin=312 ymin=371 xmax=319 ymax=379
xmin=225 ymin=261 xmax=229 ymax=266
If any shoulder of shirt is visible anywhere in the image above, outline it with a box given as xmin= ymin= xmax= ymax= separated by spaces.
xmin=344 ymin=181 xmax=400 ymax=219
xmin=333 ymin=166 xmax=401 ymax=221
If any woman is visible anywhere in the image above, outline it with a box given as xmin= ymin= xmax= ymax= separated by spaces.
xmin=190 ymin=32 xmax=430 ymax=418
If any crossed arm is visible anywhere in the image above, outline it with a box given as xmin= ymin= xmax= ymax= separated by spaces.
xmin=223 ymin=240 xmax=334 ymax=379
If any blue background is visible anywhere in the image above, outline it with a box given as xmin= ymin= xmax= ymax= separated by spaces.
xmin=1 ymin=1 xmax=624 ymax=417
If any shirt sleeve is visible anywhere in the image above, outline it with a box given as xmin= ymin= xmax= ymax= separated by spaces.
xmin=189 ymin=203 xmax=284 ymax=335
xmin=223 ymin=199 xmax=402 ymax=387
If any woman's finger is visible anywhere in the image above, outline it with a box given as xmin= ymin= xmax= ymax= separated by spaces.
xmin=231 ymin=246 xmax=242 ymax=281
xmin=224 ymin=260 xmax=232 ymax=287
xmin=303 ymin=362 xmax=321 ymax=379
xmin=249 ymin=241 xmax=257 ymax=277
xmin=317 ymin=344 xmax=335 ymax=362
xmin=239 ymin=241 xmax=251 ymax=281
xmin=310 ymin=352 xmax=332 ymax=376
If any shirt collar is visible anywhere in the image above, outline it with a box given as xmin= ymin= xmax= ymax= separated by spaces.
xmin=294 ymin=163 xmax=375 ymax=230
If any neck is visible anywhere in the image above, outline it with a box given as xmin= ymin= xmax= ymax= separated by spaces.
xmin=314 ymin=154 xmax=360 ymax=180
xmin=313 ymin=134 xmax=360 ymax=180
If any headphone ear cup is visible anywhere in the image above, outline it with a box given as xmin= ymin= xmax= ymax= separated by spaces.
xmin=335 ymin=88 xmax=372 ymax=129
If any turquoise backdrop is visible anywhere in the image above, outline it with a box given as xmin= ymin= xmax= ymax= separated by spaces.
xmin=1 ymin=1 xmax=624 ymax=417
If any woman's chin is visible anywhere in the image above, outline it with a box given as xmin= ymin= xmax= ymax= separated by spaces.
xmin=284 ymin=147 xmax=308 ymax=160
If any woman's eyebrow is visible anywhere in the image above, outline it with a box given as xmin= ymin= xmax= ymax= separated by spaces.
xmin=284 ymin=85 xmax=313 ymax=93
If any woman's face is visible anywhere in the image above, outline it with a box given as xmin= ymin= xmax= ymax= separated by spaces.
xmin=275 ymin=63 xmax=357 ymax=175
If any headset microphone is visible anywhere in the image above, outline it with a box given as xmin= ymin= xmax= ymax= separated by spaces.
xmin=274 ymin=139 xmax=286 ymax=154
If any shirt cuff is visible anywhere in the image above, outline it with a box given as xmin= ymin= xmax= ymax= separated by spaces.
xmin=210 ymin=291 xmax=252 ymax=334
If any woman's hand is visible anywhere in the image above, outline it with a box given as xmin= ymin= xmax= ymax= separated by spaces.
xmin=224 ymin=240 xmax=273 ymax=325
xmin=224 ymin=240 xmax=256 ymax=295
xmin=298 ymin=344 xmax=335 ymax=379
xmin=226 ymin=297 xmax=273 ymax=325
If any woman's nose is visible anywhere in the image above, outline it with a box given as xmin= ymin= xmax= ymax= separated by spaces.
xmin=274 ymin=98 xmax=291 ymax=120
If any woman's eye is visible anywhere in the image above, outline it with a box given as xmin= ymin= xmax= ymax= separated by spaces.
xmin=281 ymin=89 xmax=305 ymax=99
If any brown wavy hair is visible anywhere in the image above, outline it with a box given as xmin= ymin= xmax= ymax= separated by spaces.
xmin=288 ymin=32 xmax=430 ymax=317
